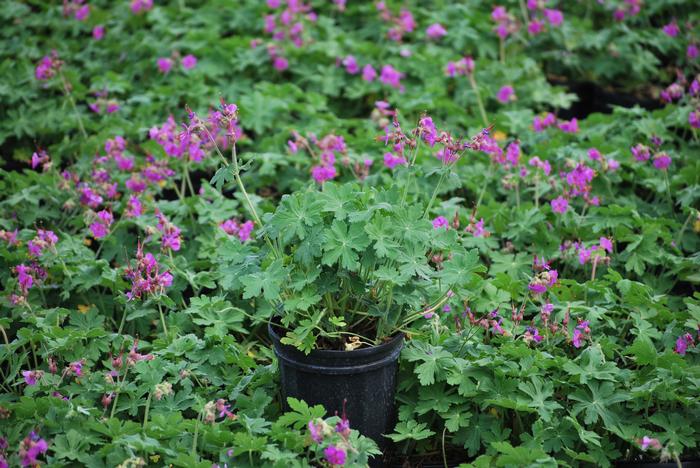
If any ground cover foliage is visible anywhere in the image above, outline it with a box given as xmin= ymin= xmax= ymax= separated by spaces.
xmin=1 ymin=0 xmax=700 ymax=466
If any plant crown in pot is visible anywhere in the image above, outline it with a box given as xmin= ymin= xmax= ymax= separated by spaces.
xmin=201 ymin=102 xmax=489 ymax=353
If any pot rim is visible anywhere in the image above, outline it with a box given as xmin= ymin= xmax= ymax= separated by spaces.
xmin=268 ymin=320 xmax=404 ymax=357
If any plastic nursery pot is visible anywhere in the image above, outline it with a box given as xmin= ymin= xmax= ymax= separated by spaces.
xmin=269 ymin=323 xmax=404 ymax=449
xmin=615 ymin=461 xmax=700 ymax=468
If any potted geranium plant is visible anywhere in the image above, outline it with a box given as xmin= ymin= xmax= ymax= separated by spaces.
xmin=194 ymin=100 xmax=488 ymax=448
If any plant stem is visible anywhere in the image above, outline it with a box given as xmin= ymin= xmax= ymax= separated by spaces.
xmin=441 ymin=427 xmax=448 ymax=468
xmin=475 ymin=162 xmax=493 ymax=210
xmin=230 ymin=143 xmax=281 ymax=258
xmin=158 ymin=303 xmax=169 ymax=340
xmin=142 ymin=391 xmax=152 ymax=432
xmin=110 ymin=366 xmax=129 ymax=419
xmin=117 ymin=306 xmax=128 ymax=335
xmin=675 ymin=209 xmax=695 ymax=247
xmin=400 ymin=138 xmax=422 ymax=206
xmin=423 ymin=169 xmax=449 ymax=218
xmin=59 ymin=70 xmax=87 ymax=140
xmin=663 ymin=169 xmax=674 ymax=213
xmin=518 ymin=0 xmax=530 ymax=25
xmin=468 ymin=74 xmax=489 ymax=127
xmin=192 ymin=413 xmax=200 ymax=460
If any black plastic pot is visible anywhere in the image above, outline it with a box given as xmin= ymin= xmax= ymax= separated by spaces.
xmin=269 ymin=323 xmax=404 ymax=449
xmin=615 ymin=461 xmax=700 ymax=468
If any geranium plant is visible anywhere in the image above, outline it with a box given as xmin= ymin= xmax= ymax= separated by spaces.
xmin=203 ymin=106 xmax=489 ymax=352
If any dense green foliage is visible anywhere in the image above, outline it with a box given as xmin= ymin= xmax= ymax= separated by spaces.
xmin=1 ymin=0 xmax=699 ymax=467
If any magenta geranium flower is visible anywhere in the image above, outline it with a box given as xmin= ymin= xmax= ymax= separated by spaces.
xmin=22 ymin=370 xmax=43 ymax=386
xmin=631 ymin=143 xmax=651 ymax=161
xmin=131 ymin=0 xmax=153 ymax=14
xmin=342 ymin=55 xmax=359 ymax=74
xmin=273 ymin=56 xmax=288 ymax=71
xmin=19 ymin=432 xmax=48 ymax=467
xmin=558 ymin=118 xmax=578 ymax=133
xmin=432 ymin=216 xmax=449 ymax=230
xmin=599 ymin=237 xmax=613 ymax=253
xmin=587 ymin=148 xmax=601 ymax=161
xmin=75 ymin=4 xmax=89 ymax=20
xmin=157 ymin=57 xmax=173 ymax=74
xmin=311 ymin=164 xmax=337 ymax=183
xmin=688 ymin=44 xmax=699 ymax=59
xmin=362 ymin=64 xmax=377 ymax=81
xmin=544 ymin=9 xmax=563 ymax=27
xmin=181 ymin=54 xmax=197 ymax=70
xmin=324 ymin=445 xmax=346 ymax=465
xmin=551 ymin=196 xmax=568 ymax=214
xmin=496 ymin=85 xmax=515 ymax=103
xmin=379 ymin=65 xmax=404 ymax=90
xmin=308 ymin=420 xmax=323 ymax=443
xmin=674 ymin=333 xmax=695 ymax=355
xmin=662 ymin=21 xmax=679 ymax=37
xmin=426 ymin=23 xmax=447 ymax=39
xmin=492 ymin=6 xmax=507 ymax=22
xmin=639 ymin=436 xmax=662 ymax=451
xmin=653 ymin=152 xmax=671 ymax=170
xmin=689 ymin=110 xmax=700 ymax=129
xmin=528 ymin=19 xmax=544 ymax=35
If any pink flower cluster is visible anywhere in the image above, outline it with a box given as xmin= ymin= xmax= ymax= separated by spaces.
xmin=491 ymin=6 xmax=518 ymax=39
xmin=11 ymin=264 xmax=43 ymax=304
xmin=376 ymin=2 xmax=415 ymax=42
xmin=560 ymin=237 xmax=613 ymax=266
xmin=631 ymin=139 xmax=672 ymax=170
xmin=28 ymin=229 xmax=58 ymax=258
xmin=587 ymin=147 xmax=620 ymax=173
xmin=220 ymin=219 xmax=255 ymax=242
xmin=572 ymin=319 xmax=591 ymax=348
xmin=93 ymin=25 xmax=105 ymax=40
xmin=263 ymin=0 xmax=317 ymax=70
xmin=264 ymin=0 xmax=316 ymax=47
xmin=88 ymin=89 xmax=120 ymax=114
xmin=155 ymin=210 xmax=182 ymax=252
xmin=613 ymin=0 xmax=641 ymax=21
xmin=124 ymin=242 xmax=173 ymax=300
xmin=534 ymin=113 xmax=580 ymax=135
xmin=425 ymin=23 xmax=447 ymax=40
xmin=89 ymin=210 xmax=113 ymax=239
xmin=63 ymin=0 xmax=89 ymax=21
xmin=324 ymin=445 xmax=346 ymax=465
xmin=432 ymin=216 xmax=449 ymax=230
xmin=340 ymin=57 xmax=404 ymax=90
xmin=445 ymin=56 xmax=474 ymax=77
xmin=35 ymin=51 xmax=62 ymax=81
xmin=470 ymin=216 xmax=490 ymax=238
xmin=157 ymin=54 xmax=198 ymax=74
xmin=528 ymin=156 xmax=552 ymax=176
xmin=30 ymin=150 xmax=52 ymax=172
xmin=130 ymin=0 xmax=153 ymax=14
xmin=496 ymin=85 xmax=516 ymax=104
xmin=638 ymin=436 xmax=662 ymax=451
xmin=0 ymin=229 xmax=19 ymax=246
xmin=533 ymin=112 xmax=556 ymax=132
xmin=125 ymin=195 xmax=143 ymax=218
xmin=549 ymin=161 xmax=599 ymax=213
xmin=674 ymin=332 xmax=696 ymax=355
xmin=18 ymin=431 xmax=48 ymax=467
xmin=525 ymin=0 xmax=564 ymax=36
xmin=288 ymin=131 xmax=348 ymax=183
xmin=528 ymin=256 xmax=558 ymax=295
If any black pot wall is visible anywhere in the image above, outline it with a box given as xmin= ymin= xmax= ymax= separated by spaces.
xmin=269 ymin=323 xmax=404 ymax=450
